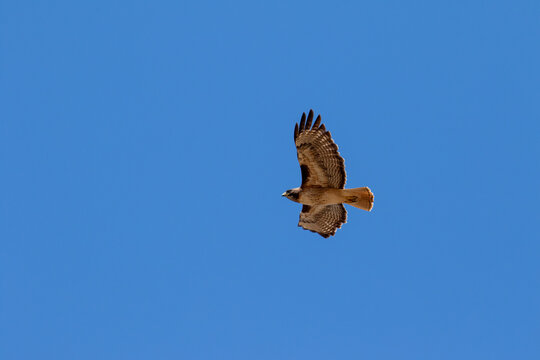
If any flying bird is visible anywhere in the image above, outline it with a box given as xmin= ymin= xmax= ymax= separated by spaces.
xmin=282 ymin=110 xmax=374 ymax=238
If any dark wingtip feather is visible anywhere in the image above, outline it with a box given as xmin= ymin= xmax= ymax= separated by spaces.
xmin=319 ymin=124 xmax=326 ymax=131
xmin=299 ymin=112 xmax=306 ymax=131
xmin=306 ymin=110 xmax=314 ymax=129
xmin=294 ymin=123 xmax=299 ymax=141
xmin=305 ymin=112 xmax=313 ymax=129
xmin=312 ymin=115 xmax=321 ymax=129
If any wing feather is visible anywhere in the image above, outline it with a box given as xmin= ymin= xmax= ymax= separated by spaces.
xmin=312 ymin=115 xmax=321 ymax=129
xmin=299 ymin=112 xmax=306 ymax=131
xmin=298 ymin=204 xmax=347 ymax=238
xmin=294 ymin=110 xmax=346 ymax=188
xmin=305 ymin=109 xmax=314 ymax=129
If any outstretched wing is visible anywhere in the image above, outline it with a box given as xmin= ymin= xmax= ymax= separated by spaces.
xmin=298 ymin=204 xmax=347 ymax=238
xmin=294 ymin=110 xmax=346 ymax=189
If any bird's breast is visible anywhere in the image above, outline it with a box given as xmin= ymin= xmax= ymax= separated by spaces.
xmin=298 ymin=187 xmax=344 ymax=205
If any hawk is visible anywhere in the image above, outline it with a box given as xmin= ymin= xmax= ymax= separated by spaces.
xmin=282 ymin=110 xmax=374 ymax=238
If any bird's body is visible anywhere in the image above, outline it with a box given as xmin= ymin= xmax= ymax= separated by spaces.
xmin=289 ymin=186 xmax=344 ymax=206
xmin=285 ymin=186 xmax=373 ymax=208
xmin=282 ymin=110 xmax=374 ymax=238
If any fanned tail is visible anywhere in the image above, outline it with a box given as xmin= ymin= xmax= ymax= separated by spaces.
xmin=342 ymin=187 xmax=374 ymax=211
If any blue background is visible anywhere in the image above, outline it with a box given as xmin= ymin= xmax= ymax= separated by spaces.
xmin=1 ymin=1 xmax=539 ymax=359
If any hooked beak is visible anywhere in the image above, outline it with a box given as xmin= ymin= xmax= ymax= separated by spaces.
xmin=281 ymin=192 xmax=287 ymax=197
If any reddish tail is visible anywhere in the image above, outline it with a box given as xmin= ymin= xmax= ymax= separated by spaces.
xmin=342 ymin=187 xmax=374 ymax=211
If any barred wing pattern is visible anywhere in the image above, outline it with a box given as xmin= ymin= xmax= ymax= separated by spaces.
xmin=294 ymin=110 xmax=346 ymax=189
xmin=298 ymin=204 xmax=347 ymax=238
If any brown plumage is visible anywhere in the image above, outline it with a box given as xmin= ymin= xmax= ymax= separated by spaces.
xmin=283 ymin=110 xmax=374 ymax=238
xmin=299 ymin=204 xmax=347 ymax=238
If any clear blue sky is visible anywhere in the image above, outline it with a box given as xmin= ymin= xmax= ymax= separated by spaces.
xmin=1 ymin=1 xmax=539 ymax=359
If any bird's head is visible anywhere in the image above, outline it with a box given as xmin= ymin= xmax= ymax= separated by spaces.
xmin=282 ymin=188 xmax=300 ymax=202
